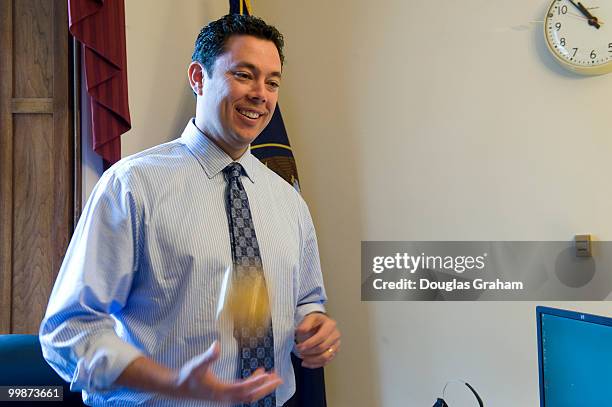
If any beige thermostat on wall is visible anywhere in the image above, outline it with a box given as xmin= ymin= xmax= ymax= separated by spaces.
xmin=544 ymin=0 xmax=612 ymax=75
xmin=575 ymin=234 xmax=592 ymax=257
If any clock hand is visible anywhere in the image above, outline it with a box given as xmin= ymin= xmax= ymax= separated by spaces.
xmin=578 ymin=2 xmax=601 ymax=28
xmin=567 ymin=0 xmax=601 ymax=28
xmin=567 ymin=11 xmax=605 ymax=25
xmin=568 ymin=0 xmax=592 ymax=18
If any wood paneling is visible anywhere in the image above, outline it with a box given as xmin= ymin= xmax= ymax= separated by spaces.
xmin=12 ymin=114 xmax=54 ymax=334
xmin=13 ymin=0 xmax=53 ymax=98
xmin=0 ymin=0 xmax=73 ymax=334
xmin=0 ymin=0 xmax=15 ymax=334
xmin=52 ymin=0 xmax=71 ymax=290
xmin=11 ymin=98 xmax=54 ymax=114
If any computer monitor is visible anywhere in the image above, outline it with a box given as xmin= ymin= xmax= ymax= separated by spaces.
xmin=536 ymin=306 xmax=612 ymax=406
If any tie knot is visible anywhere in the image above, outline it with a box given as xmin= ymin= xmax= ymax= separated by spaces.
xmin=224 ymin=162 xmax=243 ymax=180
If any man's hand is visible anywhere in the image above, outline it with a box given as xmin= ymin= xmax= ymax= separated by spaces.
xmin=117 ymin=341 xmax=282 ymax=404
xmin=174 ymin=341 xmax=282 ymax=403
xmin=294 ymin=313 xmax=341 ymax=369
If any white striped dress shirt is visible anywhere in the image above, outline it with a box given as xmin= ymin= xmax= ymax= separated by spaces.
xmin=39 ymin=120 xmax=327 ymax=406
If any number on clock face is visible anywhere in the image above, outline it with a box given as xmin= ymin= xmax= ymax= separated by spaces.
xmin=545 ymin=0 xmax=612 ymax=70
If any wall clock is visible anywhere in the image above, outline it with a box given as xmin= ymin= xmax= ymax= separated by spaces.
xmin=544 ymin=0 xmax=612 ymax=75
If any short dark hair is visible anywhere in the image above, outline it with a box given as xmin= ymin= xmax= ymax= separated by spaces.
xmin=192 ymin=14 xmax=284 ymax=78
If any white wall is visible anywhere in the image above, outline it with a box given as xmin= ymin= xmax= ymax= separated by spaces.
xmin=122 ymin=0 xmax=228 ymax=155
xmin=122 ymin=1 xmax=612 ymax=406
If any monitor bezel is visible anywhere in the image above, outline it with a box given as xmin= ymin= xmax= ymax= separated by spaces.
xmin=536 ymin=306 xmax=612 ymax=407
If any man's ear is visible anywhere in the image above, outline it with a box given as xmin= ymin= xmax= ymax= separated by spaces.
xmin=188 ymin=62 xmax=205 ymax=95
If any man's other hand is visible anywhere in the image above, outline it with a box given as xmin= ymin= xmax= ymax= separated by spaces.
xmin=294 ymin=313 xmax=341 ymax=368
xmin=175 ymin=341 xmax=282 ymax=403
xmin=116 ymin=341 xmax=281 ymax=403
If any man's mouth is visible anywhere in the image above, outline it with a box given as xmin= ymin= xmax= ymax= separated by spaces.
xmin=236 ymin=108 xmax=264 ymax=120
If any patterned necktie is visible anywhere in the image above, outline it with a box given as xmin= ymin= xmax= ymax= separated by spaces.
xmin=223 ymin=162 xmax=276 ymax=407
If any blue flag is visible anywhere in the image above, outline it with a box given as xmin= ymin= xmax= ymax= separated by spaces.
xmin=229 ymin=0 xmax=301 ymax=191
xmin=229 ymin=0 xmax=252 ymax=15
xmin=229 ymin=3 xmax=326 ymax=407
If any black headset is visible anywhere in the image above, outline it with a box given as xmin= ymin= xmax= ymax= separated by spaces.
xmin=432 ymin=380 xmax=483 ymax=407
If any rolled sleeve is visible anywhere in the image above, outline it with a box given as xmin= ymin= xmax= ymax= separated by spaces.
xmin=295 ymin=303 xmax=327 ymax=325
xmin=72 ymin=333 xmax=143 ymax=391
xmin=40 ymin=168 xmax=144 ymax=393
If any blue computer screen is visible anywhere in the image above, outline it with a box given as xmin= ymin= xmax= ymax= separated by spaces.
xmin=540 ymin=312 xmax=612 ymax=406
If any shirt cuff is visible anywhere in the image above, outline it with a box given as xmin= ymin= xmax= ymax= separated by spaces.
xmin=295 ymin=302 xmax=326 ymax=325
xmin=72 ymin=333 xmax=144 ymax=392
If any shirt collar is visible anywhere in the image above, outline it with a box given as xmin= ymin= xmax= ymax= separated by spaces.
xmin=180 ymin=119 xmax=256 ymax=183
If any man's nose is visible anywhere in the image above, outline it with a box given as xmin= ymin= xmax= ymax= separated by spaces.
xmin=247 ymin=80 xmax=266 ymax=103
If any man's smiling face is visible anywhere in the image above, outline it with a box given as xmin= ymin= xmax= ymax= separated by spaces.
xmin=194 ymin=35 xmax=282 ymax=159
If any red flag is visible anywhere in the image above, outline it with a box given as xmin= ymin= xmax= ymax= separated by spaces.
xmin=69 ymin=0 xmax=131 ymax=165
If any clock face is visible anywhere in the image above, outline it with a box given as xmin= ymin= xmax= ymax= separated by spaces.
xmin=544 ymin=0 xmax=612 ymax=74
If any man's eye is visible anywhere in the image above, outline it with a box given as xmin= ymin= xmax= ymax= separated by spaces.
xmin=234 ymin=72 xmax=251 ymax=80
xmin=267 ymin=82 xmax=280 ymax=90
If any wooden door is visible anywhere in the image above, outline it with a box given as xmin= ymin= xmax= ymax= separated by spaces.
xmin=0 ymin=0 xmax=73 ymax=334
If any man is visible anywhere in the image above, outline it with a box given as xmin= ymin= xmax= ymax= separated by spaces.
xmin=40 ymin=14 xmax=340 ymax=406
